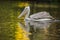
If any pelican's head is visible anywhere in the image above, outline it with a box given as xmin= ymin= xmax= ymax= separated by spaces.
xmin=18 ymin=6 xmax=30 ymax=18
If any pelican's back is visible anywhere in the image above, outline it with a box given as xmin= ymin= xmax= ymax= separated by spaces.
xmin=30 ymin=11 xmax=53 ymax=19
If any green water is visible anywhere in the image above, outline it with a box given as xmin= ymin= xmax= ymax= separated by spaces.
xmin=0 ymin=1 xmax=60 ymax=40
xmin=29 ymin=21 xmax=60 ymax=40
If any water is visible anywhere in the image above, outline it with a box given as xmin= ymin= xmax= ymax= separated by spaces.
xmin=0 ymin=1 xmax=59 ymax=40
xmin=30 ymin=21 xmax=60 ymax=40
xmin=20 ymin=20 xmax=60 ymax=40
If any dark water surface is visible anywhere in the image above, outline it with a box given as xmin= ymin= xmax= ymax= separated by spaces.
xmin=0 ymin=1 xmax=60 ymax=40
xmin=29 ymin=21 xmax=60 ymax=40
xmin=20 ymin=20 xmax=60 ymax=40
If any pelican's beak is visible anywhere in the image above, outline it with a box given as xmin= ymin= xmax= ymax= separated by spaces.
xmin=18 ymin=6 xmax=30 ymax=18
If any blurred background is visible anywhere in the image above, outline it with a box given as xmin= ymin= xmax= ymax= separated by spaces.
xmin=0 ymin=0 xmax=60 ymax=40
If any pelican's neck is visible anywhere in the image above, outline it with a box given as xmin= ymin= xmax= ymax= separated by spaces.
xmin=25 ymin=6 xmax=30 ymax=19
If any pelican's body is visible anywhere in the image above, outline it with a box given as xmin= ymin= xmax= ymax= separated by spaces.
xmin=25 ymin=12 xmax=53 ymax=22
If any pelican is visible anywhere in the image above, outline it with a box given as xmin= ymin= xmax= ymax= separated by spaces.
xmin=18 ymin=6 xmax=60 ymax=33
xmin=18 ymin=6 xmax=54 ymax=21
xmin=18 ymin=6 xmax=55 ymax=32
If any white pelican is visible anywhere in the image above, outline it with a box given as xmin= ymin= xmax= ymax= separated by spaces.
xmin=18 ymin=6 xmax=55 ymax=32
xmin=18 ymin=6 xmax=54 ymax=21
